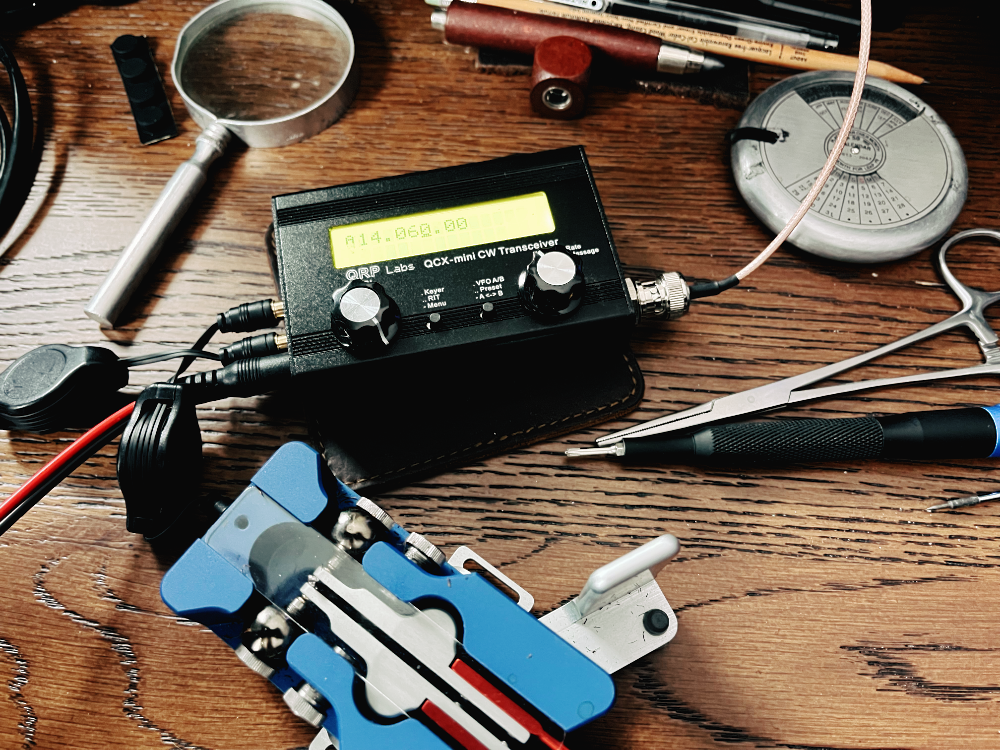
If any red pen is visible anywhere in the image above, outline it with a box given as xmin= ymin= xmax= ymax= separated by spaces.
xmin=431 ymin=0 xmax=724 ymax=75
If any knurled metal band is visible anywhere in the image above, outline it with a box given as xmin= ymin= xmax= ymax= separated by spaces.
xmin=711 ymin=417 xmax=883 ymax=462
xmin=283 ymin=686 xmax=325 ymax=727
xmin=235 ymin=644 xmax=276 ymax=679
xmin=356 ymin=497 xmax=395 ymax=531
xmin=405 ymin=532 xmax=446 ymax=566
xmin=659 ymin=272 xmax=690 ymax=319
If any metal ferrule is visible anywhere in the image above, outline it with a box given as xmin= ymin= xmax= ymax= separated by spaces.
xmin=628 ymin=271 xmax=690 ymax=322
xmin=271 ymin=298 xmax=286 ymax=320
xmin=430 ymin=9 xmax=448 ymax=30
xmin=656 ymin=44 xmax=704 ymax=75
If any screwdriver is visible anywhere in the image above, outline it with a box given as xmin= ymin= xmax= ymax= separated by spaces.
xmin=926 ymin=491 xmax=1000 ymax=512
xmin=565 ymin=406 xmax=1000 ymax=465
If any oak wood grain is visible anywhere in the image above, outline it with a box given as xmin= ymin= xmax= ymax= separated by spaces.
xmin=2 ymin=1 xmax=1000 ymax=748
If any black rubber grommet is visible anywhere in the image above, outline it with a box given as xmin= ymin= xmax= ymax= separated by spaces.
xmin=642 ymin=608 xmax=671 ymax=636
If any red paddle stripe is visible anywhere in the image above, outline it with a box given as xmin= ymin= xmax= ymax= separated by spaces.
xmin=451 ymin=658 xmax=565 ymax=750
xmin=422 ymin=699 xmax=491 ymax=750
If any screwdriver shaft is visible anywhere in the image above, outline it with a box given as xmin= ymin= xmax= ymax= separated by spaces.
xmin=926 ymin=491 xmax=1000 ymax=512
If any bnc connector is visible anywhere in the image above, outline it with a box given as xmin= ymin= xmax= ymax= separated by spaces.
xmin=626 ymin=271 xmax=690 ymax=322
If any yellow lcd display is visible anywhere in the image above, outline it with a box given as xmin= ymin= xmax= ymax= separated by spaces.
xmin=330 ymin=192 xmax=555 ymax=269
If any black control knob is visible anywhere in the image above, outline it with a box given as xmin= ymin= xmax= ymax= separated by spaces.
xmin=518 ymin=250 xmax=585 ymax=318
xmin=331 ymin=281 xmax=401 ymax=352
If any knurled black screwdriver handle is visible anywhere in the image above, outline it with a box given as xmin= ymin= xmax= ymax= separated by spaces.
xmin=708 ymin=416 xmax=884 ymax=462
xmin=622 ymin=407 xmax=1000 ymax=464
xmin=627 ymin=417 xmax=885 ymax=463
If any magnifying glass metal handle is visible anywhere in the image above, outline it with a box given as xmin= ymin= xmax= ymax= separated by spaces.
xmin=84 ymin=122 xmax=231 ymax=328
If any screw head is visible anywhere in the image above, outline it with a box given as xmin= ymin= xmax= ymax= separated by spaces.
xmin=331 ymin=507 xmax=380 ymax=557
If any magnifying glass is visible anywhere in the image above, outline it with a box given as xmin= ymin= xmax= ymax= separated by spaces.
xmin=85 ymin=0 xmax=358 ymax=328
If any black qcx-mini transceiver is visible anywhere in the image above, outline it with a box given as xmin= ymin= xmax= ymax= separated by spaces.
xmin=271 ymin=147 xmax=688 ymax=381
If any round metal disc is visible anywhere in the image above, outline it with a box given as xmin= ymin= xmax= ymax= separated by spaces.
xmin=340 ymin=287 xmax=380 ymax=323
xmin=537 ymin=251 xmax=576 ymax=285
xmin=731 ymin=71 xmax=967 ymax=263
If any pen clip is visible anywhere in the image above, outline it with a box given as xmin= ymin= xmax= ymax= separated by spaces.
xmin=545 ymin=0 xmax=607 ymax=12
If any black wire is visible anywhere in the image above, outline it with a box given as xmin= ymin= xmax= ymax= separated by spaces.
xmin=0 ymin=417 xmax=130 ymax=537
xmin=0 ymin=39 xmax=35 ymax=241
xmin=689 ymin=275 xmax=740 ymax=299
xmin=171 ymin=321 xmax=220 ymax=383
xmin=1 ymin=313 xmax=234 ymax=535
xmin=119 ymin=348 xmax=222 ymax=367
xmin=0 ymin=318 xmax=223 ymax=536
xmin=0 ymin=102 xmax=9 ymax=174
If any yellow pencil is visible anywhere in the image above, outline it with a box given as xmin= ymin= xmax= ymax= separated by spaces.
xmin=462 ymin=0 xmax=924 ymax=85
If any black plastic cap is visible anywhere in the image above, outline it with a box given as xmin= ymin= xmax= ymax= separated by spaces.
xmin=642 ymin=608 xmax=671 ymax=636
xmin=117 ymin=383 xmax=202 ymax=539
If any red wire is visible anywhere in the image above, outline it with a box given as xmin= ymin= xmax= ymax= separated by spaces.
xmin=0 ymin=401 xmax=136 ymax=526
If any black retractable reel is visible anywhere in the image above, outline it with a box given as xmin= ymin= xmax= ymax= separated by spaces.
xmin=117 ymin=384 xmax=202 ymax=538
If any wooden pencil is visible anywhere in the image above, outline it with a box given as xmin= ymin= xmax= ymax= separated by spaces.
xmin=463 ymin=0 xmax=925 ymax=85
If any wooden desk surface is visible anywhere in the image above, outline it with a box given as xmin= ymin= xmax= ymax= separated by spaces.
xmin=2 ymin=2 xmax=1000 ymax=748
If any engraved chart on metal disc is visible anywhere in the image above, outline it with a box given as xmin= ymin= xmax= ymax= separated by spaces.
xmin=761 ymin=82 xmax=952 ymax=228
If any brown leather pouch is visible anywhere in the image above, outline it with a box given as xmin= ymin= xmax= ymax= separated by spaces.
xmin=313 ymin=334 xmax=643 ymax=492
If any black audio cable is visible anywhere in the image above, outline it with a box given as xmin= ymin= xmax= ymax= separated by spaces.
xmin=115 ymin=352 xmax=290 ymax=540
xmin=0 ymin=344 xmax=220 ymax=433
xmin=175 ymin=353 xmax=292 ymax=399
xmin=173 ymin=298 xmax=286 ymax=379
xmin=171 ymin=321 xmax=220 ymax=381
xmin=0 ymin=297 xmax=290 ymax=538
xmin=0 ymin=342 xmax=216 ymax=538
xmin=0 ymin=39 xmax=36 ymax=242
xmin=0 ymin=402 xmax=135 ymax=536
xmin=0 ymin=349 xmax=290 ymax=540
xmin=174 ymin=298 xmax=289 ymax=393
xmin=0 ymin=298 xmax=286 ymax=433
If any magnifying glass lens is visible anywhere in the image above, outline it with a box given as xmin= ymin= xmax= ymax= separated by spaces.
xmin=179 ymin=12 xmax=352 ymax=122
